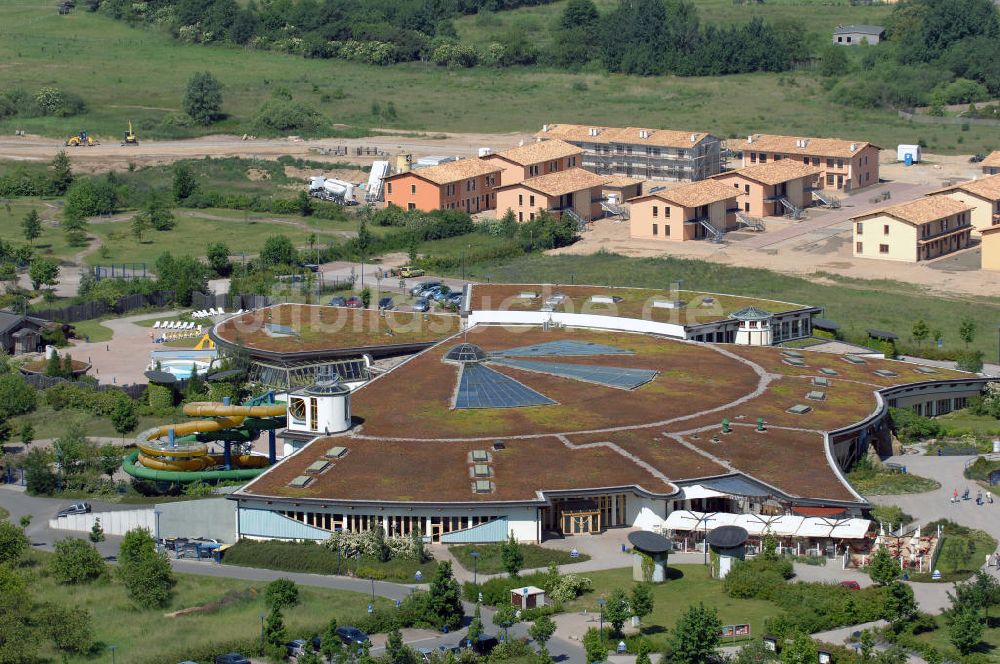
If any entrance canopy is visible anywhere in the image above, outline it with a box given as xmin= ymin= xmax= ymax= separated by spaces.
xmin=663 ymin=510 xmax=871 ymax=540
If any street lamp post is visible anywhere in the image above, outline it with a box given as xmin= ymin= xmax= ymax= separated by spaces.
xmin=260 ymin=613 xmax=266 ymax=644
xmin=110 ymin=645 xmax=116 ymax=664
xmin=597 ymin=599 xmax=607 ymax=639
xmin=470 ymin=550 xmax=480 ymax=586
xmin=371 ymin=577 xmax=376 ymax=602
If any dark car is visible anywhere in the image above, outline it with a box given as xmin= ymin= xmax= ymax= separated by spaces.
xmin=336 ymin=626 xmax=370 ymax=646
xmin=378 ymin=297 xmax=394 ymax=310
xmin=471 ymin=634 xmax=499 ymax=655
xmin=214 ymin=654 xmax=250 ymax=664
xmin=302 ymin=263 xmax=320 ymax=272
xmin=412 ymin=298 xmax=430 ymax=313
xmin=56 ymin=502 xmax=91 ymax=517
xmin=310 ymin=635 xmax=323 ymax=652
xmin=328 ymin=296 xmax=347 ymax=307
xmin=409 ymin=280 xmax=441 ymax=296
xmin=345 ymin=296 xmax=363 ymax=308
xmin=285 ymin=640 xmax=307 ymax=657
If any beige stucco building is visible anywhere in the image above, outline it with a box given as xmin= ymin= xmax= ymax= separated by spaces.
xmin=981 ymin=151 xmax=1000 ymax=176
xmin=741 ymin=134 xmax=879 ymax=192
xmin=628 ymin=180 xmax=738 ymax=242
xmin=982 ymin=225 xmax=1000 ymax=271
xmin=713 ymin=161 xmax=820 ymax=218
xmin=931 ymin=175 xmax=1000 ymax=236
xmin=495 ymin=168 xmax=606 ymax=223
xmin=482 ymin=140 xmax=583 ymax=187
xmin=851 ymin=197 xmax=974 ymax=263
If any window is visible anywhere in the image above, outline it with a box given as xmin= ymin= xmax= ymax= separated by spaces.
xmin=652 ymin=206 xmax=658 ymax=218
xmin=837 ymin=36 xmax=843 ymax=42
xmin=837 ymin=159 xmax=844 ymax=168
xmin=529 ymin=212 xmax=535 ymax=221
xmin=856 ymin=242 xmax=863 ymax=253
xmin=518 ymin=194 xmax=523 ymax=206
xmin=750 ymin=153 xmax=757 ymax=164
xmin=407 ymin=203 xmax=416 ymax=210
xmin=518 ymin=211 xmax=523 ymax=222
xmin=744 ymin=184 xmax=750 ymax=194
xmin=759 ymin=153 xmax=767 ymax=164
xmin=879 ymin=244 xmax=889 ymax=254
xmin=529 ymin=195 xmax=535 ymax=206
xmin=665 ymin=207 xmax=671 ymax=218
xmin=665 ymin=225 xmax=671 ymax=237
xmin=883 ymin=224 xmax=889 ymax=236
xmin=410 ymin=184 xmax=416 ymax=194
xmin=812 ymin=157 xmax=820 ymax=166
xmin=846 ymin=36 xmax=852 ymax=43
xmin=856 ymin=222 xmax=863 ymax=234
xmin=774 ymin=154 xmax=782 ymax=161
xmin=528 ymin=165 xmax=539 ymax=177
xmin=826 ymin=174 xmax=835 ymax=185
xmin=652 ymin=223 xmax=658 ymax=236
xmin=387 ymin=182 xmax=393 ymax=195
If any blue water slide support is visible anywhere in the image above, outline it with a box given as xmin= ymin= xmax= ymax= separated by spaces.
xmin=168 ymin=429 xmax=176 ymax=448
xmin=268 ymin=430 xmax=277 ymax=465
xmin=223 ymin=440 xmax=232 ymax=470
xmin=223 ymin=396 xmax=231 ymax=406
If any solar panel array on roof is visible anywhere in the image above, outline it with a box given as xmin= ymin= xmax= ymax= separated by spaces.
xmin=492 ymin=340 xmax=633 ymax=358
xmin=491 ymin=359 xmax=658 ymax=390
xmin=454 ymin=364 xmax=556 ymax=409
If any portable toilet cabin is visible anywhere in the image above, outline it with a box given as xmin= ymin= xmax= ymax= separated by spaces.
xmin=897 ymin=144 xmax=921 ymax=165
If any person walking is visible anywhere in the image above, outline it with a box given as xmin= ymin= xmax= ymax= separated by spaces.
xmin=953 ymin=488 xmax=959 ymax=504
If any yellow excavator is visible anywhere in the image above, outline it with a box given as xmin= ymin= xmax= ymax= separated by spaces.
xmin=65 ymin=130 xmax=98 ymax=147
xmin=121 ymin=120 xmax=138 ymax=146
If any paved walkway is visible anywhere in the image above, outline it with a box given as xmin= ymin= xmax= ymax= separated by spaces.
xmin=898 ymin=355 xmax=1000 ymax=378
xmin=64 ymin=309 xmax=184 ymax=385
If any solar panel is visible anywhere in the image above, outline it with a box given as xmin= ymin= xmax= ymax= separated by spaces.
xmin=445 ymin=343 xmax=487 ymax=364
xmin=492 ymin=359 xmax=658 ymax=390
xmin=492 ymin=340 xmax=632 ymax=358
xmin=454 ymin=364 xmax=556 ymax=409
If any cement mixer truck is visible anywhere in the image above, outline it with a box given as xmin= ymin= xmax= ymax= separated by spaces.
xmin=308 ymin=176 xmax=358 ymax=205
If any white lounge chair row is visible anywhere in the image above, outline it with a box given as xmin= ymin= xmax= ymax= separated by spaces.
xmin=191 ymin=308 xmax=245 ymax=318
xmin=152 ymin=321 xmax=200 ymax=330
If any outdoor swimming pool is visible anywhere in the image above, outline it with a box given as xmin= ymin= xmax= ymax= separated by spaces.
xmin=155 ymin=359 xmax=213 ymax=380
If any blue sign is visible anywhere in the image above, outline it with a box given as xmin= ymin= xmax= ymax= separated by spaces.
xmin=367 ymin=603 xmax=373 ymax=614
xmin=415 ymin=570 xmax=423 ymax=581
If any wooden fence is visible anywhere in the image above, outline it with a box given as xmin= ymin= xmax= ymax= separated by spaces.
xmin=31 ymin=291 xmax=175 ymax=324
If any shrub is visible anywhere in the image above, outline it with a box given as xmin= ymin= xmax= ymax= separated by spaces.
xmin=0 ymin=373 xmax=36 ymax=419
xmin=50 ymin=538 xmax=106 ymax=584
xmin=0 ymin=521 xmax=28 ymax=564
xmin=32 ymin=86 xmax=86 ymax=117
xmin=265 ymin=578 xmax=299 ymax=611
xmin=888 ymin=408 xmax=943 ymax=443
xmin=251 ymin=99 xmax=328 ymax=134
xmin=724 ymin=557 xmax=794 ymax=600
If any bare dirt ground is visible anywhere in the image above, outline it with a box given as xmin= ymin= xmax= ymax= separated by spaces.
xmin=554 ymin=152 xmax=1000 ymax=298
xmin=0 ymin=129 xmax=531 ymax=174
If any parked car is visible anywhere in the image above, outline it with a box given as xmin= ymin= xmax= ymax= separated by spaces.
xmin=447 ymin=291 xmax=463 ymax=304
xmin=419 ymin=285 xmax=445 ymax=299
xmin=378 ymin=297 xmax=394 ymax=310
xmin=328 ymin=296 xmax=347 ymax=307
xmin=409 ymin=280 xmax=441 ymax=296
xmin=336 ymin=626 xmax=370 ymax=647
xmin=56 ymin=502 xmax=91 ymax=517
xmin=309 ymin=635 xmax=323 ymax=652
xmin=285 ymin=640 xmax=307 ymax=657
xmin=839 ymin=580 xmax=861 ymax=590
xmin=301 ymin=263 xmax=320 ymax=272
xmin=345 ymin=296 xmax=363 ymax=308
xmin=432 ymin=288 xmax=452 ymax=303
xmin=471 ymin=635 xmax=498 ymax=655
xmin=214 ymin=654 xmax=250 ymax=664
xmin=412 ymin=298 xmax=430 ymax=312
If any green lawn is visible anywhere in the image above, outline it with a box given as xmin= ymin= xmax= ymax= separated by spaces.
xmin=86 ymin=209 xmax=360 ymax=266
xmin=447 ymin=252 xmax=1000 ymax=362
xmin=69 ymin=318 xmax=115 ymax=342
xmin=562 ymin=565 xmax=781 ymax=644
xmin=0 ymin=198 xmax=81 ymax=263
xmin=10 ymin=402 xmax=169 ymax=441
xmin=0 ymin=2 xmax=991 ymax=154
xmin=910 ymin=520 xmax=998 ymax=583
xmin=450 ymin=543 xmax=589 ymax=575
xmin=27 ymin=552 xmax=389 ymax=664
xmin=911 ymin=613 xmax=1000 ymax=660
xmin=937 ymin=410 xmax=1000 ymax=438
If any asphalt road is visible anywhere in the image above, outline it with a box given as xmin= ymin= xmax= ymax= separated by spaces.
xmin=0 ymin=486 xmax=582 ymax=661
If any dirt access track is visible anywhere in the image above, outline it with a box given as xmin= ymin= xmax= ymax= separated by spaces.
xmin=0 ymin=130 xmax=531 ymax=173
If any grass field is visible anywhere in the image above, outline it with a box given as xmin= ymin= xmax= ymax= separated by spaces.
xmin=9 ymin=402 xmax=168 ymax=440
xmin=26 ymin=552 xmax=389 ymax=664
xmin=86 ymin=209 xmax=363 ymax=265
xmin=0 ymin=2 xmax=992 ymax=153
xmin=847 ymin=467 xmax=941 ymax=495
xmin=562 ymin=565 xmax=781 ymax=644
xmin=450 ymin=543 xmax=589 ymax=575
xmin=910 ymin=520 xmax=998 ymax=582
xmin=447 ymin=252 xmax=1000 ymax=361
xmin=0 ymin=197 xmax=79 ymax=263
xmin=937 ymin=411 xmax=1000 ymax=438
xmin=911 ymin=614 xmax=1000 ymax=662
xmin=69 ymin=318 xmax=115 ymax=342
xmin=455 ymin=0 xmax=892 ymax=50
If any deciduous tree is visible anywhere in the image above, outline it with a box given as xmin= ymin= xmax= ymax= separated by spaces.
xmin=21 ymin=209 xmax=41 ymax=245
xmin=50 ymin=537 xmax=105 ymax=584
xmin=668 ymin=602 xmax=722 ymax=664
xmin=501 ymin=532 xmax=524 ymax=578
xmin=868 ymin=545 xmax=900 ymax=586
xmin=183 ymin=72 xmax=224 ymax=125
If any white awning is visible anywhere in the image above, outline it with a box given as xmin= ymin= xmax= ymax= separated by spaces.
xmin=795 ymin=517 xmax=871 ymax=540
xmin=679 ymin=485 xmax=728 ymax=500
xmin=663 ymin=510 xmax=738 ymax=532
xmin=732 ymin=514 xmax=804 ymax=537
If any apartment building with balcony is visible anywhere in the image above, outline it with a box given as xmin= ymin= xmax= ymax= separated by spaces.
xmin=930 ymin=174 xmax=1000 ymax=236
xmin=534 ymin=124 xmax=721 ymax=182
xmin=851 ymin=197 xmax=974 ymax=262
xmin=482 ymin=140 xmax=583 ymax=187
xmin=495 ymin=168 xmax=607 ymax=223
xmin=713 ymin=161 xmax=820 ymax=219
xmin=384 ymin=158 xmax=502 ymax=213
xmin=628 ymin=180 xmax=738 ymax=242
xmin=982 ymin=225 xmax=1000 ymax=271
xmin=741 ymin=134 xmax=879 ymax=192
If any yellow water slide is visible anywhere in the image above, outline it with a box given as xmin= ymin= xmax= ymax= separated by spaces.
xmin=136 ymin=401 xmax=287 ymax=471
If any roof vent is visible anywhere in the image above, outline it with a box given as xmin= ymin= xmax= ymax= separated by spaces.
xmin=850 ymin=143 xmax=858 ymax=151
xmin=324 ymin=446 xmax=347 ymax=459
xmin=471 ymin=449 xmax=489 ymax=462
xmin=288 ymin=475 xmax=313 ymax=488
xmin=306 ymin=460 xmax=330 ymax=474
xmin=589 ymin=127 xmax=600 ymax=137
xmin=747 ymin=135 xmax=754 ymax=144
xmin=690 ymin=133 xmax=697 ymax=143
xmin=639 ymin=130 xmax=650 ymax=139
xmin=542 ymin=124 xmax=550 ymax=132
xmin=493 ymin=441 xmax=506 ymax=451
